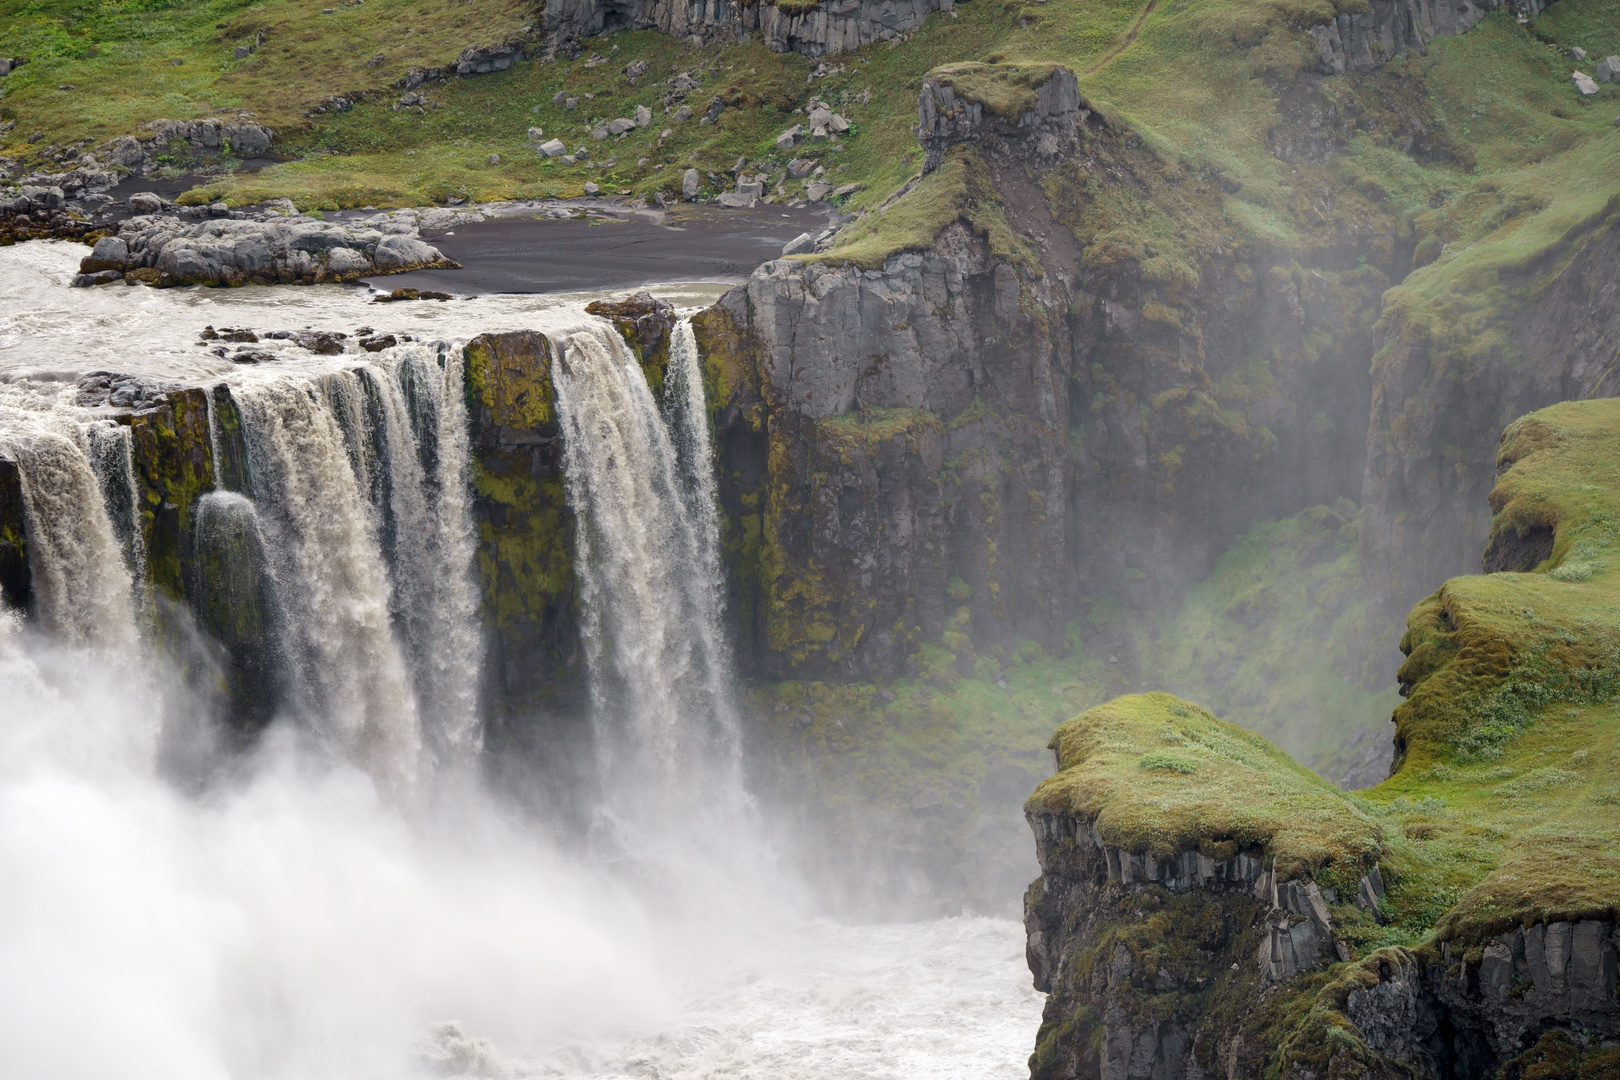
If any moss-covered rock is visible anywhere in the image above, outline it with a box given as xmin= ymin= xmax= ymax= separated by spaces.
xmin=120 ymin=386 xmax=215 ymax=605
xmin=0 ymin=453 xmax=30 ymax=613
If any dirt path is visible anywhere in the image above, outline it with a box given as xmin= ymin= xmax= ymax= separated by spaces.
xmin=1084 ymin=0 xmax=1159 ymax=76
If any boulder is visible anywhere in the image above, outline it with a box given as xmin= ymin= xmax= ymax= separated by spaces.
xmin=625 ymin=59 xmax=648 ymax=82
xmin=682 ymin=167 xmax=701 ymax=199
xmin=705 ymin=96 xmax=725 ymax=123
xmin=455 ymin=42 xmax=519 ymax=76
xmin=787 ymin=157 xmax=816 ymax=179
xmin=671 ymin=105 xmax=693 ymax=123
xmin=1574 ymin=70 xmax=1600 ymax=95
xmin=583 ymin=181 xmax=600 ymax=195
xmin=591 ymin=126 xmax=610 ymax=141
xmin=488 ymin=153 xmax=501 ymax=164
xmin=775 ymin=124 xmax=802 ymax=151
xmin=327 ymin=247 xmax=371 ymax=276
xmin=782 ymin=231 xmax=814 ymax=256
xmin=606 ymin=117 xmax=636 ymax=135
xmin=234 ymin=46 xmax=252 ymax=60
xmin=373 ymin=233 xmax=447 ymax=271
xmin=537 ymin=138 xmax=567 ymax=157
xmin=527 ymin=126 xmax=545 ymax=141
xmin=100 ymin=136 xmax=144 ymax=169
xmin=0 ymin=59 xmax=17 ymax=77
xmin=1599 ymin=56 xmax=1620 ymax=82
xmin=806 ymin=181 xmax=831 ymax=202
xmin=1573 ymin=46 xmax=1589 ymax=60
xmin=81 ymin=235 xmax=128 ymax=273
xmin=832 ymin=182 xmax=863 ymax=198
xmin=634 ymin=104 xmax=652 ymax=127
xmin=128 ymin=191 xmax=164 ymax=214
xmin=19 ymin=185 xmax=65 ymax=213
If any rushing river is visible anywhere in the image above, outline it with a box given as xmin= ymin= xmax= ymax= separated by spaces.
xmin=0 ymin=241 xmax=1043 ymax=1080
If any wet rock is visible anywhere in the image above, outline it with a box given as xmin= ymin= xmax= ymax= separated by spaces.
xmin=292 ymin=330 xmax=347 ymax=354
xmin=585 ymin=291 xmax=675 ymax=365
xmin=358 ymin=334 xmax=397 ymax=352
xmin=80 ymin=235 xmax=128 ymax=272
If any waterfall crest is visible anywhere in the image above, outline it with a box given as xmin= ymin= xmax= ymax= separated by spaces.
xmin=552 ymin=317 xmax=742 ymax=819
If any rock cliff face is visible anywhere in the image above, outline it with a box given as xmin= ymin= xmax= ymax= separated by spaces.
xmin=1357 ymin=215 xmax=1620 ymax=680
xmin=695 ymin=64 xmax=1392 ymax=680
xmin=1306 ymin=0 xmax=1556 ymax=76
xmin=543 ymin=0 xmax=956 ymax=55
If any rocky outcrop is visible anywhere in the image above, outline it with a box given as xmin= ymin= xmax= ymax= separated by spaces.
xmin=543 ymin=0 xmax=956 ymax=56
xmin=1357 ymin=211 xmax=1620 ymax=681
xmin=73 ymin=214 xmax=457 ymax=287
xmin=1306 ymin=0 xmax=1557 ymax=76
xmin=0 ymin=453 xmax=29 ymax=613
xmin=698 ymin=64 xmax=1393 ymax=680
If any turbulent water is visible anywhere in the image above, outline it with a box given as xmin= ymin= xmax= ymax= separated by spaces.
xmin=0 ymin=242 xmax=1043 ymax=1079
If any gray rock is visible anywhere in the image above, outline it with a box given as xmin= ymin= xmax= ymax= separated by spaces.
xmin=488 ymin=153 xmax=501 ymax=164
xmin=209 ymin=201 xmax=229 ymax=217
xmin=606 ymin=117 xmax=636 ymax=135
xmin=832 ymin=182 xmax=863 ymax=198
xmin=1599 ymin=56 xmax=1620 ymax=82
xmin=537 ymin=138 xmax=567 ymax=157
xmin=19 ymin=185 xmax=65 ymax=213
xmin=681 ymin=168 xmax=701 ymax=199
xmin=1308 ymin=0 xmax=1557 ymax=75
xmin=787 ymin=157 xmax=816 ymax=179
xmin=782 ymin=231 xmax=814 ymax=256
xmin=128 ymin=191 xmax=164 ymax=214
xmin=71 ymin=269 xmax=123 ymax=287
xmin=625 ymin=59 xmax=649 ymax=81
xmin=373 ymin=233 xmax=447 ymax=271
xmin=737 ymin=179 xmax=764 ymax=199
xmin=806 ymin=181 xmax=831 ymax=202
xmin=583 ymin=181 xmax=600 ymax=195
xmin=89 ymin=235 xmax=128 ymax=265
xmin=565 ymin=96 xmax=578 ymax=109
xmin=455 ymin=42 xmax=519 ymax=76
xmin=634 ymin=104 xmax=652 ymax=127
xmin=327 ymin=247 xmax=370 ymax=275
xmin=527 ymin=126 xmax=545 ymax=142
xmin=671 ymin=105 xmax=693 ymax=123
xmin=592 ymin=126 xmax=610 ymax=141
xmin=775 ymin=125 xmax=802 ymax=151
xmin=0 ymin=59 xmax=16 ymax=77
xmin=233 ymin=46 xmax=252 ymax=60
xmin=1573 ymin=46 xmax=1588 ymax=60
xmin=1575 ymin=70 xmax=1600 ymax=95
xmin=705 ymin=96 xmax=725 ymax=123
xmin=553 ymin=90 xmax=568 ymax=104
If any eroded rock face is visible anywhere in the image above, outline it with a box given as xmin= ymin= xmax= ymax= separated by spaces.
xmin=1307 ymin=0 xmax=1557 ymax=76
xmin=72 ymin=214 xmax=457 ymax=287
xmin=699 ymin=65 xmax=1391 ymax=681
xmin=543 ymin=0 xmax=956 ymax=56
xmin=1024 ymin=806 xmax=1620 ymax=1080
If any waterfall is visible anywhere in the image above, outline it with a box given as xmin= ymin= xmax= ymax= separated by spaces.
xmin=552 ymin=318 xmax=741 ymax=818
xmin=0 ymin=385 xmax=138 ymax=652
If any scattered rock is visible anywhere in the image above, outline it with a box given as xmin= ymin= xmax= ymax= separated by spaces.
xmin=806 ymin=181 xmax=831 ymax=202
xmin=488 ymin=153 xmax=501 ymax=164
xmin=605 ymin=117 xmax=636 ymax=135
xmin=624 ymin=59 xmax=648 ymax=82
xmin=553 ymin=90 xmax=568 ymax=104
xmin=705 ymin=96 xmax=725 ymax=123
xmin=566 ymin=96 xmax=579 ymax=109
xmin=583 ymin=181 xmax=600 ymax=195
xmin=1574 ymin=70 xmax=1600 ymax=95
xmin=786 ymin=157 xmax=816 ymax=179
xmin=358 ymin=334 xmax=397 ymax=352
xmin=832 ymin=182 xmax=863 ymax=198
xmin=233 ymin=46 xmax=252 ymax=60
xmin=536 ymin=138 xmax=567 ymax=157
xmin=775 ymin=124 xmax=802 ymax=151
xmin=0 ymin=59 xmax=19 ymax=77
xmin=1573 ymin=46 xmax=1588 ymax=60
xmin=455 ymin=42 xmax=520 ymax=76
xmin=682 ymin=167 xmax=701 ymax=199
xmin=527 ymin=126 xmax=545 ymax=142
xmin=127 ymin=191 xmax=164 ymax=214
xmin=1599 ymin=55 xmax=1620 ymax=82
xmin=634 ymin=104 xmax=652 ymax=127
xmin=374 ymin=287 xmax=452 ymax=302
xmin=671 ymin=104 xmax=693 ymax=123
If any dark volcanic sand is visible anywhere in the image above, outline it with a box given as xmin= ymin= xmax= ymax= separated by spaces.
xmin=355 ymin=203 xmax=833 ymax=296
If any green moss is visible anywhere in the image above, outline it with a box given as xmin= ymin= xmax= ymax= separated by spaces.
xmin=464 ymin=331 xmax=555 ymax=430
xmin=123 ymin=387 xmax=215 ymax=604
xmin=927 ymin=60 xmax=1063 ymax=120
xmin=1030 ymin=692 xmax=1385 ymax=879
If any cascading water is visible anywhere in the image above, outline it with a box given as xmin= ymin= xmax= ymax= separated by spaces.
xmin=552 ymin=317 xmax=743 ymax=824
xmin=0 ymin=244 xmax=1042 ymax=1080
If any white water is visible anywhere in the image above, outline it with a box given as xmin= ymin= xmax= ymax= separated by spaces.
xmin=0 ymin=242 xmax=1043 ymax=1079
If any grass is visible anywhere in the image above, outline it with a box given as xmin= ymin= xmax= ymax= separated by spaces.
xmin=1030 ymin=691 xmax=1386 ymax=881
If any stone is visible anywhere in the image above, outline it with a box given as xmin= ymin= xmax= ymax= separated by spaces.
xmin=488 ymin=153 xmax=501 ymax=164
xmin=233 ymin=46 xmax=251 ymax=60
xmin=671 ymin=105 xmax=693 ymax=123
xmin=787 ymin=157 xmax=816 ymax=179
xmin=80 ymin=235 xmax=128 ymax=273
xmin=374 ymin=233 xmax=449 ymax=271
xmin=209 ymin=201 xmax=230 ymax=217
xmin=1574 ymin=71 xmax=1600 ymax=95
xmin=775 ymin=125 xmax=802 ymax=151
xmin=634 ymin=104 xmax=652 ymax=127
xmin=625 ymin=59 xmax=648 ymax=81
xmin=782 ymin=231 xmax=814 ymax=256
xmin=806 ymin=181 xmax=831 ymax=202
xmin=1599 ymin=56 xmax=1620 ymax=82
xmin=527 ymin=126 xmax=545 ymax=141
xmin=71 ymin=269 xmax=123 ymax=287
xmin=1573 ymin=46 xmax=1588 ymax=60
xmin=737 ymin=179 xmax=764 ymax=199
xmin=326 ymin=247 xmax=370 ymax=276
xmin=682 ymin=168 xmax=701 ymax=199
xmin=554 ymin=90 xmax=568 ymax=104
xmin=592 ymin=126 xmax=610 ymax=141
xmin=705 ymin=96 xmax=725 ymax=123
xmin=455 ymin=42 xmax=518 ymax=77
xmin=828 ymin=113 xmax=851 ymax=133
xmin=583 ymin=181 xmax=600 ymax=195
xmin=537 ymin=138 xmax=567 ymax=157
xmin=0 ymin=59 xmax=16 ymax=77
xmin=606 ymin=117 xmax=636 ymax=135
xmin=566 ymin=97 xmax=578 ymax=109
xmin=832 ymin=183 xmax=863 ymax=198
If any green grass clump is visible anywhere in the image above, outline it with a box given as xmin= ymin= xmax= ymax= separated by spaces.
xmin=1029 ymin=692 xmax=1385 ymax=879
